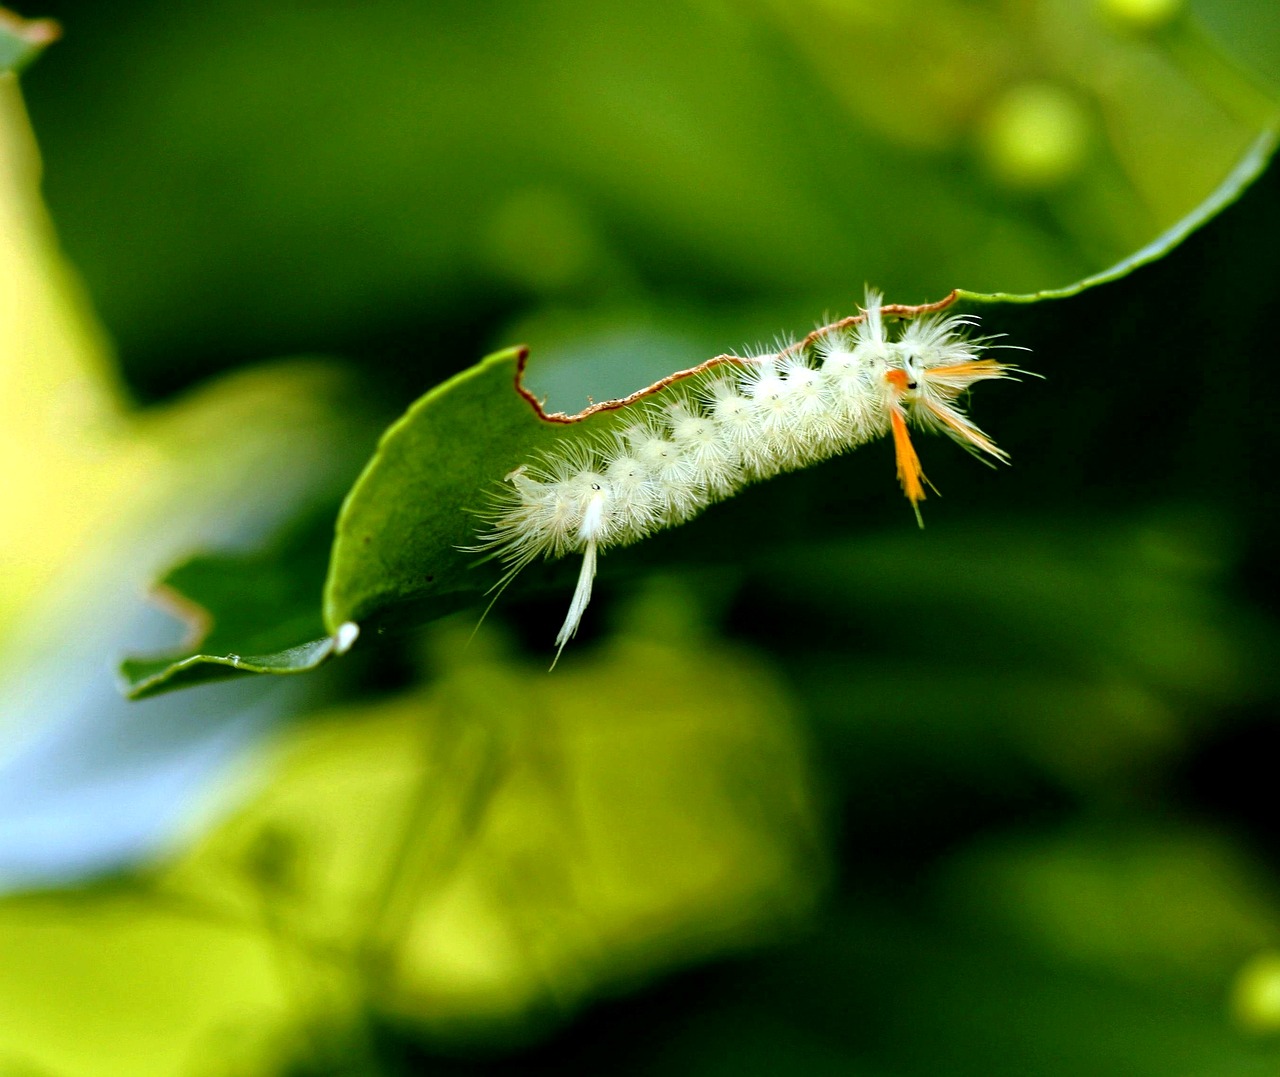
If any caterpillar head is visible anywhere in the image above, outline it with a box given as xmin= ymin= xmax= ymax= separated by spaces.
xmin=881 ymin=315 xmax=1019 ymax=522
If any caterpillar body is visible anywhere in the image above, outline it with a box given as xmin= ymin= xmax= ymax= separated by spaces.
xmin=475 ymin=290 xmax=1024 ymax=663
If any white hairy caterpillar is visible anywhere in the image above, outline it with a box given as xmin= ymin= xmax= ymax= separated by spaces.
xmin=476 ymin=290 xmax=1025 ymax=663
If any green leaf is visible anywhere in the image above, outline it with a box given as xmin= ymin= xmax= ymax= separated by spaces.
xmin=958 ymin=126 xmax=1280 ymax=305
xmin=0 ymin=10 xmax=58 ymax=74
xmin=121 ymin=512 xmax=350 ymax=700
xmin=142 ymin=113 xmax=1280 ymax=689
xmin=322 ymin=131 xmax=1279 ymax=641
xmin=323 ymin=345 xmax=567 ymax=633
xmin=120 ymin=632 xmax=338 ymax=702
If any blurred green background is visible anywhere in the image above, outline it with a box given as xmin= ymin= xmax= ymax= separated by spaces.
xmin=3 ymin=0 xmax=1280 ymax=1073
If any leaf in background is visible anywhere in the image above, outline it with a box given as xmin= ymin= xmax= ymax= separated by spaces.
xmin=935 ymin=823 xmax=1280 ymax=988
xmin=0 ymin=74 xmax=377 ymax=888
xmin=0 ymin=886 xmax=319 ymax=1077
xmin=0 ymin=8 xmax=57 ymax=75
xmin=0 ymin=70 xmax=129 ymax=643
xmin=641 ymin=897 xmax=1280 ymax=1077
xmin=172 ymin=617 xmax=821 ymax=1039
xmin=748 ymin=514 xmax=1273 ymax=802
xmin=4 ymin=612 xmax=822 ymax=1075
xmin=0 ymin=361 xmax=376 ymax=891
xmin=18 ymin=0 xmax=1279 ymax=390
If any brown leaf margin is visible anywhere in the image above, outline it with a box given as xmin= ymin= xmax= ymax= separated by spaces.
xmin=512 ymin=291 xmax=961 ymax=424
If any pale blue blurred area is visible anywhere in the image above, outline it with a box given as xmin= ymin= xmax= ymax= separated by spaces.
xmin=0 ymin=675 xmax=291 ymax=892
xmin=0 ymin=520 xmax=321 ymax=894
xmin=0 ymin=363 xmax=372 ymax=895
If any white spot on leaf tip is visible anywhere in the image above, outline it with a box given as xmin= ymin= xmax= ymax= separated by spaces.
xmin=334 ymin=621 xmax=360 ymax=655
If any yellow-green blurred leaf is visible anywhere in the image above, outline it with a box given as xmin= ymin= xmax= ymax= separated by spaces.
xmin=0 ymin=888 xmax=320 ymax=1077
xmin=161 ymin=614 xmax=823 ymax=1043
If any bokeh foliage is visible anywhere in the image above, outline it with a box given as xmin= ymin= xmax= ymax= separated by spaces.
xmin=4 ymin=1 xmax=1280 ymax=1075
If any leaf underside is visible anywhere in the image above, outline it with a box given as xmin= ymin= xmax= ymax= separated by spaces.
xmin=120 ymin=513 xmax=339 ymax=700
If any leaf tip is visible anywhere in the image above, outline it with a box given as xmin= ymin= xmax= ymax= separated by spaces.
xmin=333 ymin=620 xmax=360 ymax=655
